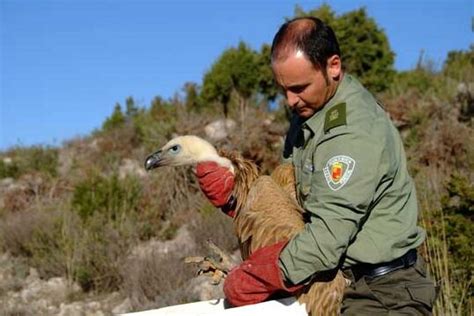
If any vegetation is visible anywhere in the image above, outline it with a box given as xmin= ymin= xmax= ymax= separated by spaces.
xmin=0 ymin=4 xmax=472 ymax=315
xmin=294 ymin=4 xmax=396 ymax=92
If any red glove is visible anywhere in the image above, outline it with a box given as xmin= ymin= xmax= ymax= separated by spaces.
xmin=195 ymin=161 xmax=235 ymax=216
xmin=224 ymin=241 xmax=303 ymax=307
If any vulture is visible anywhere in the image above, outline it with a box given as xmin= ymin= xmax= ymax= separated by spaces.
xmin=145 ymin=135 xmax=347 ymax=316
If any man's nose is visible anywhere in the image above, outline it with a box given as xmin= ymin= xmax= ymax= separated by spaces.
xmin=286 ymin=91 xmax=299 ymax=108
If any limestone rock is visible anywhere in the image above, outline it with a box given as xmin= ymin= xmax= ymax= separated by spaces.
xmin=204 ymin=119 xmax=236 ymax=141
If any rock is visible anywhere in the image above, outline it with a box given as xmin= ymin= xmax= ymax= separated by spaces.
xmin=58 ymin=302 xmax=84 ymax=316
xmin=89 ymin=138 xmax=100 ymax=150
xmin=25 ymin=267 xmax=39 ymax=283
xmin=112 ymin=298 xmax=132 ymax=314
xmin=19 ymin=275 xmax=81 ymax=308
xmin=0 ymin=251 xmax=125 ymax=315
xmin=58 ymin=147 xmax=75 ymax=176
xmin=0 ymin=177 xmax=20 ymax=191
xmin=130 ymin=226 xmax=196 ymax=259
xmin=188 ymin=275 xmax=224 ymax=301
xmin=119 ymin=159 xmax=147 ymax=180
xmin=457 ymin=82 xmax=474 ymax=95
xmin=204 ymin=119 xmax=236 ymax=141
xmin=87 ymin=301 xmax=101 ymax=310
xmin=263 ymin=114 xmax=275 ymax=126
xmin=35 ymin=298 xmax=49 ymax=310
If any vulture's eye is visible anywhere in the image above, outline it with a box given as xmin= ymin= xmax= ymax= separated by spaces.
xmin=168 ymin=145 xmax=181 ymax=154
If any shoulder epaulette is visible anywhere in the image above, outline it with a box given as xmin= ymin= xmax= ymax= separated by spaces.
xmin=324 ymin=102 xmax=347 ymax=133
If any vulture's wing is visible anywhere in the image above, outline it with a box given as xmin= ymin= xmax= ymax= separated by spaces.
xmin=234 ymin=175 xmax=304 ymax=259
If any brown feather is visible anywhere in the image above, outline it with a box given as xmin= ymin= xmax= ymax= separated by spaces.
xmin=219 ymin=150 xmax=346 ymax=316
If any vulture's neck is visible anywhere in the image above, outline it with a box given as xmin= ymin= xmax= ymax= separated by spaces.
xmin=218 ymin=149 xmax=259 ymax=217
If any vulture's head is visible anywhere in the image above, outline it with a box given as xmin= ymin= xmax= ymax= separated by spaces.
xmin=144 ymin=135 xmax=234 ymax=173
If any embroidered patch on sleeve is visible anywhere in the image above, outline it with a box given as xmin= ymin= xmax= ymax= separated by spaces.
xmin=323 ymin=155 xmax=355 ymax=191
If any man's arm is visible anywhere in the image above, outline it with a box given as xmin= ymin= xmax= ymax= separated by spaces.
xmin=280 ymin=127 xmax=383 ymax=284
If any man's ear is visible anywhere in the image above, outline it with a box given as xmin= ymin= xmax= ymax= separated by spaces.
xmin=327 ymin=55 xmax=342 ymax=80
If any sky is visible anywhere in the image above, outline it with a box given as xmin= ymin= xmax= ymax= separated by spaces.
xmin=1 ymin=0 xmax=472 ymax=150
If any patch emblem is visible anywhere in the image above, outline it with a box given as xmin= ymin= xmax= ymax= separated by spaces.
xmin=323 ymin=155 xmax=355 ymax=191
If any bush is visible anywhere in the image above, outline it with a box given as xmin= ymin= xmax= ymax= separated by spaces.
xmin=121 ymin=248 xmax=196 ymax=310
xmin=72 ymin=215 xmax=135 ymax=292
xmin=189 ymin=206 xmax=239 ymax=255
xmin=102 ymin=103 xmax=126 ymax=132
xmin=391 ymin=68 xmax=437 ymax=95
xmin=0 ymin=159 xmax=20 ymax=179
xmin=71 ymin=173 xmax=142 ymax=222
xmin=443 ymin=45 xmax=474 ymax=82
xmin=441 ymin=174 xmax=473 ymax=281
xmin=0 ymin=146 xmax=59 ymax=179
xmin=0 ymin=209 xmax=70 ymax=279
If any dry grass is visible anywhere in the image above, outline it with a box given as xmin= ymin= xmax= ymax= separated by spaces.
xmin=121 ymin=248 xmax=197 ymax=311
xmin=0 ymin=71 xmax=472 ymax=314
xmin=188 ymin=207 xmax=239 ymax=255
xmin=386 ymin=84 xmax=473 ymax=315
xmin=417 ymin=171 xmax=473 ymax=315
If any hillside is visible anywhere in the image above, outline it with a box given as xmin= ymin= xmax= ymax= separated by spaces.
xmin=1 ymin=20 xmax=473 ymax=316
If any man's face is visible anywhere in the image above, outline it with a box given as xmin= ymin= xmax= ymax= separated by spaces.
xmin=272 ymin=51 xmax=339 ymax=119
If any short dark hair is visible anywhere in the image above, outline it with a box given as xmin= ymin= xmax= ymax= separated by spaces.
xmin=271 ymin=17 xmax=341 ymax=70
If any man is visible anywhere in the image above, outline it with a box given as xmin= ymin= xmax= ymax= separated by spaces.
xmin=196 ymin=17 xmax=436 ymax=314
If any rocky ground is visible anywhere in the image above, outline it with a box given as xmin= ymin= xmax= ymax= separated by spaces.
xmin=0 ymin=252 xmax=130 ymax=316
xmin=0 ymin=226 xmax=228 ymax=315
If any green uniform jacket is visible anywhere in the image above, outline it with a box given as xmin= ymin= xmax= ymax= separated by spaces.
xmin=279 ymin=74 xmax=425 ymax=285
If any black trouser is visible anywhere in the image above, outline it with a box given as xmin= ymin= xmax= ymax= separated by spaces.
xmin=342 ymin=255 xmax=437 ymax=315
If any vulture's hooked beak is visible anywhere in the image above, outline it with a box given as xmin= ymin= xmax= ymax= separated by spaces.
xmin=144 ymin=150 xmax=163 ymax=171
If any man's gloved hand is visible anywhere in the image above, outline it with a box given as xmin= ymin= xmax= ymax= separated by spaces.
xmin=195 ymin=161 xmax=235 ymax=217
xmin=223 ymin=241 xmax=303 ymax=307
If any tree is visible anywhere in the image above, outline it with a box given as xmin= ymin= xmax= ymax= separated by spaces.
xmin=443 ymin=44 xmax=474 ymax=82
xmin=102 ymin=103 xmax=125 ymax=131
xmin=201 ymin=41 xmax=259 ymax=120
xmin=294 ymin=5 xmax=395 ymax=93
xmin=125 ymin=96 xmax=139 ymax=119
xmin=443 ymin=45 xmax=474 ymax=120
xmin=149 ymin=96 xmax=174 ymax=120
xmin=257 ymin=44 xmax=279 ymax=103
xmin=182 ymin=82 xmax=201 ymax=112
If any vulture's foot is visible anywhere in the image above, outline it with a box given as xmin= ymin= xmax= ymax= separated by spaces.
xmin=184 ymin=240 xmax=237 ymax=285
xmin=184 ymin=256 xmax=227 ymax=284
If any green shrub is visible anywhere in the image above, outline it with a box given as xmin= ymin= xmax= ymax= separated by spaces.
xmin=443 ymin=45 xmax=474 ymax=82
xmin=71 ymin=215 xmax=134 ymax=292
xmin=71 ymin=173 xmax=142 ymax=222
xmin=0 ymin=159 xmax=20 ymax=179
xmin=0 ymin=209 xmax=70 ymax=279
xmin=135 ymin=97 xmax=178 ymax=152
xmin=102 ymin=103 xmax=126 ymax=132
xmin=391 ymin=69 xmax=436 ymax=95
xmin=25 ymin=147 xmax=58 ymax=177
xmin=1 ymin=146 xmax=59 ymax=179
xmin=441 ymin=174 xmax=473 ymax=279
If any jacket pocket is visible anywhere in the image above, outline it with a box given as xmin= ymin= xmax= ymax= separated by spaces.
xmin=299 ymin=159 xmax=314 ymax=200
xmin=406 ymin=283 xmax=436 ymax=309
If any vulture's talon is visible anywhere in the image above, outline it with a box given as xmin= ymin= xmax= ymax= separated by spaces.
xmin=184 ymin=240 xmax=238 ymax=285
xmin=184 ymin=254 xmax=229 ymax=285
xmin=205 ymin=239 xmax=238 ymax=271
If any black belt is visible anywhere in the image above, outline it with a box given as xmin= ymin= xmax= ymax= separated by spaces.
xmin=348 ymin=249 xmax=417 ymax=281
